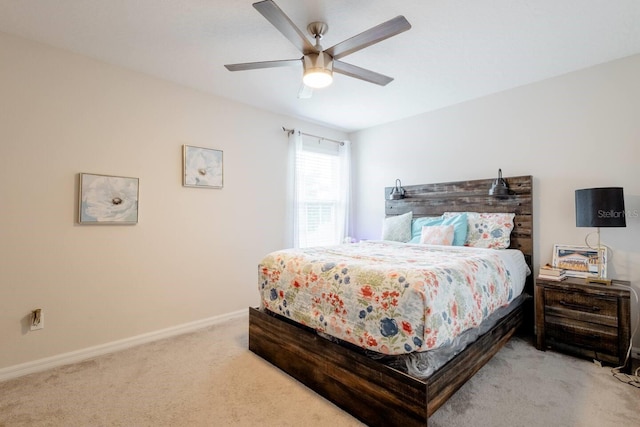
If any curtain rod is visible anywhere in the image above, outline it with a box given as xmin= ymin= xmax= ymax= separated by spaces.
xmin=282 ymin=127 xmax=345 ymax=146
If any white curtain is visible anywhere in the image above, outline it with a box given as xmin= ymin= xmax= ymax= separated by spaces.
xmin=286 ymin=131 xmax=351 ymax=248
xmin=337 ymin=140 xmax=352 ymax=243
xmin=285 ymin=131 xmax=302 ymax=248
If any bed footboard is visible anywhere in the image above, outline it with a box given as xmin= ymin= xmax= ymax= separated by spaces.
xmin=248 ymin=294 xmax=528 ymax=427
xmin=249 ymin=307 xmax=429 ymax=426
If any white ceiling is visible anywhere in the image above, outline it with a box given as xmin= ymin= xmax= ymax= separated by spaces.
xmin=1 ymin=0 xmax=640 ymax=131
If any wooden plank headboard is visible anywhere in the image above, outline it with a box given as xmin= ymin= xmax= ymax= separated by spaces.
xmin=384 ymin=175 xmax=534 ymax=294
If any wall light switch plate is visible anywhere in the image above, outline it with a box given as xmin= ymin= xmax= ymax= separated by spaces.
xmin=30 ymin=309 xmax=43 ymax=331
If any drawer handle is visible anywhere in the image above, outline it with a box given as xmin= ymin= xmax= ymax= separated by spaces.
xmin=559 ymin=300 xmax=601 ymax=312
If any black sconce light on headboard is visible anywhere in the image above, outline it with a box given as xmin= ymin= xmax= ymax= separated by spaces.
xmin=489 ymin=169 xmax=510 ymax=197
xmin=388 ymin=179 xmax=406 ymax=200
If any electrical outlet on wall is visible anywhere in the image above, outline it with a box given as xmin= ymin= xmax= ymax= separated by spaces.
xmin=30 ymin=309 xmax=43 ymax=331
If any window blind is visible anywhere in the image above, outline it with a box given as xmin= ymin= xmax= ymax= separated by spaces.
xmin=296 ymin=139 xmax=341 ymax=247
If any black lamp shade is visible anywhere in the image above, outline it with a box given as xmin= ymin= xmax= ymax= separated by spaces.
xmin=575 ymin=187 xmax=626 ymax=228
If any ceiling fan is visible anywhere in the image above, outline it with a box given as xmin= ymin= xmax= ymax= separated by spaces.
xmin=224 ymin=0 xmax=411 ymax=97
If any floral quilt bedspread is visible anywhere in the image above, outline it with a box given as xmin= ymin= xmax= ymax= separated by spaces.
xmin=259 ymin=241 xmax=516 ymax=355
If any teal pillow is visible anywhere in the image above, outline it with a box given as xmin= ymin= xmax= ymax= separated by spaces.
xmin=409 ymin=213 xmax=468 ymax=246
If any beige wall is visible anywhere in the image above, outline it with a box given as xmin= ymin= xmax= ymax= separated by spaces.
xmin=2 ymin=29 xmax=639 ymax=373
xmin=0 ymin=32 xmax=346 ymax=370
xmin=351 ymin=54 xmax=640 ymax=347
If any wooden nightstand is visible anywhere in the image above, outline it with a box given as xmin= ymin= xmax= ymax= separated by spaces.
xmin=535 ymin=276 xmax=631 ymax=370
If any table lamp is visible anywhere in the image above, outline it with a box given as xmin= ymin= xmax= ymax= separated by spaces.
xmin=575 ymin=187 xmax=626 ymax=285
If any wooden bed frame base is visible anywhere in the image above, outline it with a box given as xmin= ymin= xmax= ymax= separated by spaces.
xmin=249 ymin=295 xmax=528 ymax=427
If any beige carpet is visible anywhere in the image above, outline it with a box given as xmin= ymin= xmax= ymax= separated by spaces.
xmin=1 ymin=313 xmax=638 ymax=426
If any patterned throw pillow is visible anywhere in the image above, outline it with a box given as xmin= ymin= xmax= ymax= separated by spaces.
xmin=381 ymin=211 xmax=412 ymax=242
xmin=419 ymin=225 xmax=455 ymax=245
xmin=444 ymin=212 xmax=515 ymax=249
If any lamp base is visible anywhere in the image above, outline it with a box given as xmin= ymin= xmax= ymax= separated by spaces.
xmin=586 ymin=276 xmax=612 ymax=286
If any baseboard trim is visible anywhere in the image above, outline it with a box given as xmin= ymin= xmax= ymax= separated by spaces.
xmin=0 ymin=309 xmax=248 ymax=382
xmin=633 ymin=346 xmax=640 ymax=360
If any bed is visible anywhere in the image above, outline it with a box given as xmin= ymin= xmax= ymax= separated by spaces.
xmin=249 ymin=175 xmax=534 ymax=426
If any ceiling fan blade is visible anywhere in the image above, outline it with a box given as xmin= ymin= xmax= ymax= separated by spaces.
xmin=253 ymin=0 xmax=318 ymax=55
xmin=325 ymin=16 xmax=411 ymax=60
xmin=297 ymin=84 xmax=313 ymax=99
xmin=333 ymin=61 xmax=393 ymax=86
xmin=225 ymin=59 xmax=301 ymax=71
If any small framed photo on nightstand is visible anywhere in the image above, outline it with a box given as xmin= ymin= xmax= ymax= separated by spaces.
xmin=552 ymin=244 xmax=606 ymax=279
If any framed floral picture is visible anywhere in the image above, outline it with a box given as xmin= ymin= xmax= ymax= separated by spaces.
xmin=78 ymin=173 xmax=139 ymax=224
xmin=183 ymin=145 xmax=223 ymax=188
xmin=552 ymin=244 xmax=607 ymax=278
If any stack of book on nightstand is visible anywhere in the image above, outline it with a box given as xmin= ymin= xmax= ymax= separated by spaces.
xmin=538 ymin=265 xmax=567 ymax=281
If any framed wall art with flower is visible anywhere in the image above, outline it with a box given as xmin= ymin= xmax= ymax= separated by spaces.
xmin=78 ymin=173 xmax=139 ymax=224
xmin=183 ymin=145 xmax=223 ymax=188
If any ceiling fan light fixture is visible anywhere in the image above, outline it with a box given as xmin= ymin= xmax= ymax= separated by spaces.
xmin=225 ymin=2 xmax=412 ymax=95
xmin=303 ymin=52 xmax=333 ymax=89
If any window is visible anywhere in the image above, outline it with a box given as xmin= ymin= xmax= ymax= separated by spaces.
xmin=288 ymin=133 xmax=350 ymax=248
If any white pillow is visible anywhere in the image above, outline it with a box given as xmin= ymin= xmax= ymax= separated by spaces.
xmin=382 ymin=211 xmax=412 ymax=242
xmin=420 ymin=225 xmax=455 ymax=245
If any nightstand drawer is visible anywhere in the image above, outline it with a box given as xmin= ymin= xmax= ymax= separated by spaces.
xmin=545 ymin=315 xmax=619 ymax=356
xmin=544 ymin=289 xmax=618 ymax=327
